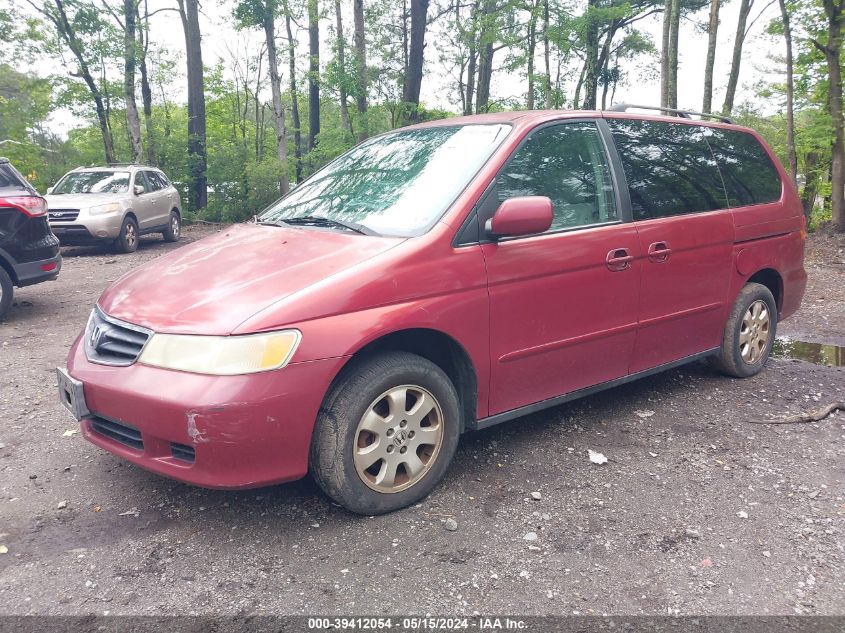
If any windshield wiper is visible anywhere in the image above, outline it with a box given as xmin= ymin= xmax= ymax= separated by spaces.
xmin=273 ymin=215 xmax=380 ymax=236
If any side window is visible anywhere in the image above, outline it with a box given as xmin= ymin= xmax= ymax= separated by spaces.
xmin=707 ymin=129 xmax=782 ymax=206
xmin=134 ymin=172 xmax=150 ymax=193
xmin=155 ymin=172 xmax=171 ymax=188
xmin=144 ymin=171 xmax=163 ymax=191
xmin=496 ymin=121 xmax=617 ymax=232
xmin=607 ymin=119 xmax=728 ymax=220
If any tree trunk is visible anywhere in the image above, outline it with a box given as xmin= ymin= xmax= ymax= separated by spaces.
xmin=307 ymin=0 xmax=320 ymax=150
xmin=285 ymin=13 xmax=303 ymax=181
xmin=177 ymin=0 xmax=207 ymax=210
xmin=820 ymin=0 xmax=845 ymax=231
xmin=722 ymin=0 xmax=752 ymax=115
xmin=475 ymin=41 xmax=494 ymax=113
xmin=582 ymin=0 xmax=599 ymax=109
xmin=702 ymin=0 xmax=720 ymax=113
xmin=801 ymin=151 xmax=821 ymax=218
xmin=667 ymin=0 xmax=680 ymax=108
xmin=573 ymin=60 xmax=586 ymax=108
xmin=526 ymin=0 xmax=537 ymax=109
xmin=542 ymin=0 xmax=551 ymax=108
xmin=660 ymin=0 xmax=672 ymax=108
xmin=402 ymin=0 xmax=429 ymax=123
xmin=264 ymin=1 xmax=289 ymax=195
xmin=123 ymin=0 xmax=143 ymax=163
xmin=779 ymin=0 xmax=797 ymax=188
xmin=137 ymin=1 xmax=156 ymax=165
xmin=335 ymin=0 xmax=351 ymax=135
xmin=353 ymin=0 xmax=368 ymax=141
xmin=464 ymin=3 xmax=478 ymax=115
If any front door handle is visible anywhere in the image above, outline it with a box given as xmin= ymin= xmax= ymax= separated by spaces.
xmin=647 ymin=241 xmax=672 ymax=263
xmin=606 ymin=248 xmax=634 ymax=272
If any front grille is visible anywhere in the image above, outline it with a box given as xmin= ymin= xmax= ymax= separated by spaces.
xmin=170 ymin=442 xmax=196 ymax=463
xmin=90 ymin=416 xmax=144 ymax=451
xmin=48 ymin=209 xmax=80 ymax=222
xmin=84 ymin=307 xmax=152 ymax=366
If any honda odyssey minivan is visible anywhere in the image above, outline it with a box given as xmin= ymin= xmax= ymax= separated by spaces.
xmin=57 ymin=108 xmax=806 ymax=514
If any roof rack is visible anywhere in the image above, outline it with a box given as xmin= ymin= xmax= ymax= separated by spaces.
xmin=608 ymin=103 xmax=734 ymax=125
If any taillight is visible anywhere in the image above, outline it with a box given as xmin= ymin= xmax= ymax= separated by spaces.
xmin=0 ymin=196 xmax=48 ymax=217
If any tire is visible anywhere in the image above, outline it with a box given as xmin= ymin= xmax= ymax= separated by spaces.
xmin=0 ymin=266 xmax=13 ymax=321
xmin=115 ymin=216 xmax=139 ymax=254
xmin=710 ymin=282 xmax=778 ymax=378
xmin=162 ymin=211 xmax=181 ymax=243
xmin=309 ymin=351 xmax=462 ymax=515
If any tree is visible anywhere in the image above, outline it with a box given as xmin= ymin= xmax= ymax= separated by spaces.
xmin=702 ymin=0 xmax=720 ymax=112
xmin=176 ymin=0 xmax=207 ymax=209
xmin=813 ymin=0 xmax=845 ymax=231
xmin=24 ymin=0 xmax=116 ymax=162
xmin=353 ymin=0 xmax=368 ymax=140
xmin=778 ymin=0 xmax=797 ymax=186
xmin=285 ymin=9 xmax=303 ymax=180
xmin=122 ymin=0 xmax=143 ymax=162
xmin=723 ymin=0 xmax=752 ymax=115
xmin=401 ymin=0 xmax=429 ymax=121
xmin=334 ymin=0 xmax=351 ymax=134
xmin=234 ymin=0 xmax=289 ymax=194
xmin=307 ymin=0 xmax=320 ymax=149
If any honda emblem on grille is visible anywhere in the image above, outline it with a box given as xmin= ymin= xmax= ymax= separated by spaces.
xmin=90 ymin=324 xmax=107 ymax=349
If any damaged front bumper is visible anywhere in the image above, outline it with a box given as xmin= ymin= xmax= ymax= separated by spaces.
xmin=64 ymin=335 xmax=346 ymax=489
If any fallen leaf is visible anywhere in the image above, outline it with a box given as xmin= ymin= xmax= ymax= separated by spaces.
xmin=588 ymin=449 xmax=608 ymax=465
xmin=634 ymin=410 xmax=655 ymax=418
xmin=0 ymin=545 xmax=7 ymax=554
xmin=92 ymin=506 xmax=102 ymax=513
xmin=62 ymin=430 xmax=79 ymax=438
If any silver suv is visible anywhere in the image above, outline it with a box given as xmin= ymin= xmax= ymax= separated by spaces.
xmin=45 ymin=165 xmax=182 ymax=253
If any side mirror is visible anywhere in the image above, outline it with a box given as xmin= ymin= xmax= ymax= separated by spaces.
xmin=134 ymin=184 xmax=144 ymax=195
xmin=485 ymin=196 xmax=553 ymax=239
xmin=46 ymin=186 xmax=54 ymax=195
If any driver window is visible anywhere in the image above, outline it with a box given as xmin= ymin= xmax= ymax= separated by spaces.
xmin=496 ymin=121 xmax=618 ymax=232
xmin=134 ymin=172 xmax=150 ymax=193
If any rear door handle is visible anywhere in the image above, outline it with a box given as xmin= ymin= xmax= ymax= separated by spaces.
xmin=647 ymin=241 xmax=672 ymax=263
xmin=606 ymin=248 xmax=634 ymax=272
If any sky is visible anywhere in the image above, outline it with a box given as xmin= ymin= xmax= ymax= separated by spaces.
xmin=17 ymin=0 xmax=788 ymax=135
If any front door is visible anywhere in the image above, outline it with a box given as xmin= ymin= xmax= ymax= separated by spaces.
xmin=481 ymin=120 xmax=641 ymax=416
xmin=605 ymin=117 xmax=735 ymax=372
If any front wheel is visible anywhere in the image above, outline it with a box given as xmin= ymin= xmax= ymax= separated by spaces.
xmin=115 ymin=216 xmax=139 ymax=254
xmin=710 ymin=282 xmax=778 ymax=378
xmin=309 ymin=351 xmax=461 ymax=515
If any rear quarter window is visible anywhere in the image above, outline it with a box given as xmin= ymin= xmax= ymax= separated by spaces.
xmin=607 ymin=119 xmax=728 ymax=220
xmin=706 ymin=129 xmax=782 ymax=206
xmin=0 ymin=163 xmax=29 ymax=193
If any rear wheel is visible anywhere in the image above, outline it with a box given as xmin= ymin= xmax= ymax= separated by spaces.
xmin=115 ymin=216 xmax=139 ymax=254
xmin=309 ymin=351 xmax=461 ymax=515
xmin=162 ymin=211 xmax=181 ymax=242
xmin=711 ymin=282 xmax=777 ymax=378
xmin=0 ymin=267 xmax=13 ymax=320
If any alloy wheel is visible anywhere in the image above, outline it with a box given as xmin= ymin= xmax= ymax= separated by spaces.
xmin=740 ymin=299 xmax=771 ymax=364
xmin=353 ymin=385 xmax=444 ymax=493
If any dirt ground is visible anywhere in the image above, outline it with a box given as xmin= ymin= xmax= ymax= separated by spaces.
xmin=0 ymin=226 xmax=843 ymax=616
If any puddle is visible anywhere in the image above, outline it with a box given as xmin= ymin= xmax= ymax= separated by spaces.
xmin=772 ymin=337 xmax=845 ymax=367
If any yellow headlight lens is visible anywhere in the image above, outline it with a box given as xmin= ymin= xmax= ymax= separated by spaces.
xmin=138 ymin=330 xmax=301 ymax=375
xmin=88 ymin=202 xmax=122 ymax=216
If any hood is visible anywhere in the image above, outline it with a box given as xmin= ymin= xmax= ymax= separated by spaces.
xmin=98 ymin=223 xmax=404 ymax=335
xmin=46 ymin=193 xmax=125 ymax=208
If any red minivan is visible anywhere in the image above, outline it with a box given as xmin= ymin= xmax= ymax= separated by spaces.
xmin=57 ymin=107 xmax=806 ymax=514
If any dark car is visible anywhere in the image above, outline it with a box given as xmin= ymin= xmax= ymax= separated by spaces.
xmin=58 ymin=107 xmax=805 ymax=515
xmin=0 ymin=158 xmax=62 ymax=319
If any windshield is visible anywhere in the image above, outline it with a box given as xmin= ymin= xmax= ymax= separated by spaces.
xmin=259 ymin=124 xmax=511 ymax=237
xmin=52 ymin=171 xmax=130 ymax=194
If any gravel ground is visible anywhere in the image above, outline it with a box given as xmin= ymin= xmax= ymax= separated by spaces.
xmin=0 ymin=226 xmax=843 ymax=616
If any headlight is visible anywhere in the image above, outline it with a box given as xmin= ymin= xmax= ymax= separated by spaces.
xmin=88 ymin=202 xmax=122 ymax=216
xmin=138 ymin=330 xmax=301 ymax=375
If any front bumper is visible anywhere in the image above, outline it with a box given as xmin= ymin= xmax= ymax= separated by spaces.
xmin=51 ymin=212 xmax=123 ymax=242
xmin=15 ymin=252 xmax=62 ymax=287
xmin=65 ymin=336 xmax=347 ymax=489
